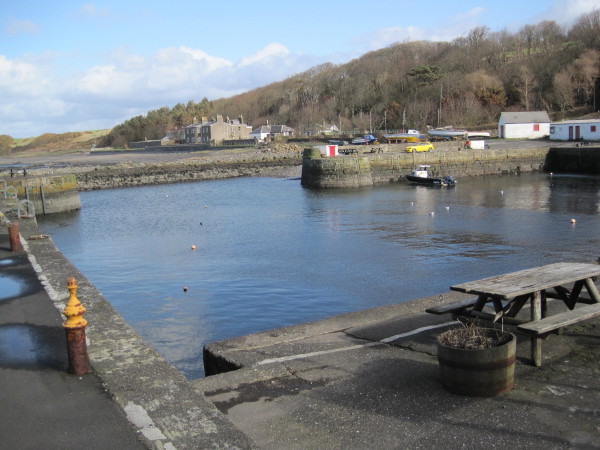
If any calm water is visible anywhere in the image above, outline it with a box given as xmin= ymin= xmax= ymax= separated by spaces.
xmin=38 ymin=173 xmax=600 ymax=378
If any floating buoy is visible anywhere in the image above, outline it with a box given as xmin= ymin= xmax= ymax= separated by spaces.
xmin=191 ymin=245 xmax=196 ymax=250
xmin=183 ymin=286 xmax=188 ymax=292
xmin=500 ymin=190 xmax=504 ymax=195
xmin=570 ymin=218 xmax=576 ymax=224
xmin=445 ymin=206 xmax=450 ymax=210
xmin=430 ymin=211 xmax=435 ymax=216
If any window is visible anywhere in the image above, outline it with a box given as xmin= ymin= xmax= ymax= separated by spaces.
xmin=550 ymin=126 xmax=555 ymax=134
xmin=533 ymin=124 xmax=540 ymax=131
xmin=591 ymin=126 xmax=597 ymax=132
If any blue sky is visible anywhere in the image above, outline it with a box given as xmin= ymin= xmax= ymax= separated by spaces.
xmin=1 ymin=0 xmax=599 ymax=138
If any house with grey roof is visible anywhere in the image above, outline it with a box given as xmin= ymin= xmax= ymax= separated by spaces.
xmin=185 ymin=115 xmax=251 ymax=145
xmin=498 ymin=111 xmax=551 ymax=139
xmin=249 ymin=124 xmax=295 ymax=142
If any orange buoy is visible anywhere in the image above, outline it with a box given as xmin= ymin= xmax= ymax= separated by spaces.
xmin=191 ymin=245 xmax=196 ymax=250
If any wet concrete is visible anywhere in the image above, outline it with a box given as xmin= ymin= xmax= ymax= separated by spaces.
xmin=2 ymin=191 xmax=600 ymax=449
xmin=0 ymin=203 xmax=255 ymax=448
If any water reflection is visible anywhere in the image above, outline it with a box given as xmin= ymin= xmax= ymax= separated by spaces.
xmin=38 ymin=173 xmax=600 ymax=378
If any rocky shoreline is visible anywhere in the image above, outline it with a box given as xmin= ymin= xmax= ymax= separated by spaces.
xmin=75 ymin=158 xmax=303 ymax=190
xmin=2 ymin=144 xmax=304 ymax=191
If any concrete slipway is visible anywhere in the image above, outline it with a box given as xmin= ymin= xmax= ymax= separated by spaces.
xmin=1 ymin=212 xmax=599 ymax=449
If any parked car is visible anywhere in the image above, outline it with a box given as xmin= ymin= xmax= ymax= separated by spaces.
xmin=405 ymin=141 xmax=434 ymax=153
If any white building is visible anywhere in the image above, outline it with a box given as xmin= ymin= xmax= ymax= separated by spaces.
xmin=498 ymin=111 xmax=551 ymax=139
xmin=249 ymin=124 xmax=295 ymax=142
xmin=549 ymin=119 xmax=600 ymax=141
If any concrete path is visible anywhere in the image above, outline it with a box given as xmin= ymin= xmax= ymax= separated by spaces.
xmin=0 ymin=234 xmax=147 ymax=449
xmin=197 ymin=291 xmax=600 ymax=449
xmin=0 ymin=209 xmax=254 ymax=448
xmin=2 ymin=192 xmax=599 ymax=449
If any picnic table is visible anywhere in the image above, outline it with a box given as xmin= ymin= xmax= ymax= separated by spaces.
xmin=427 ymin=262 xmax=600 ymax=366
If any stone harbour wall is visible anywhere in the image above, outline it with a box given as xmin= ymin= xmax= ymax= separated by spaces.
xmin=2 ymin=174 xmax=81 ymax=215
xmin=75 ymin=159 xmax=302 ymax=190
xmin=302 ymin=146 xmax=550 ymax=188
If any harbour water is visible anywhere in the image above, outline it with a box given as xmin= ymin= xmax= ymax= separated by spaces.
xmin=38 ymin=173 xmax=600 ymax=379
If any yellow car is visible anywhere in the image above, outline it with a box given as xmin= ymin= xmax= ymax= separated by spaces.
xmin=405 ymin=141 xmax=434 ymax=153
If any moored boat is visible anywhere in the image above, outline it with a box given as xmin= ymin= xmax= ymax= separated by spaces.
xmin=405 ymin=165 xmax=457 ymax=186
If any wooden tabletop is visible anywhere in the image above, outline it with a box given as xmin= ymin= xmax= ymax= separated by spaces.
xmin=450 ymin=262 xmax=600 ymax=299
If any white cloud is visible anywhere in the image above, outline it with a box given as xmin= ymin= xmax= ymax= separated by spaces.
xmin=0 ymin=55 xmax=50 ymax=97
xmin=541 ymin=0 xmax=600 ymax=25
xmin=5 ymin=19 xmax=39 ymax=36
xmin=239 ymin=43 xmax=290 ymax=67
xmin=77 ymin=3 xmax=116 ymax=20
xmin=354 ymin=7 xmax=487 ymax=52
xmin=0 ymin=44 xmax=319 ymax=137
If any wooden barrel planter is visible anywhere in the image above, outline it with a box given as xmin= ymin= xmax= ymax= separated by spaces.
xmin=436 ymin=328 xmax=516 ymax=397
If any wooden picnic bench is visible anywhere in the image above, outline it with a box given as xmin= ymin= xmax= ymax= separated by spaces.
xmin=428 ymin=262 xmax=600 ymax=366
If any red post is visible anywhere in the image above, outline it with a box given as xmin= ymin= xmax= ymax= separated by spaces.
xmin=65 ymin=328 xmax=91 ymax=375
xmin=8 ymin=222 xmax=23 ymax=252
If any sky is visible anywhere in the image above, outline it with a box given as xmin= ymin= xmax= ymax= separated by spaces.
xmin=1 ymin=0 xmax=600 ymax=139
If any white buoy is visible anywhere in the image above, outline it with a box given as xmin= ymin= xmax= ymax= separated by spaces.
xmin=445 ymin=206 xmax=450 ymax=210
xmin=500 ymin=190 xmax=504 ymax=195
xmin=191 ymin=245 xmax=196 ymax=250
xmin=570 ymin=218 xmax=576 ymax=224
xmin=430 ymin=211 xmax=435 ymax=216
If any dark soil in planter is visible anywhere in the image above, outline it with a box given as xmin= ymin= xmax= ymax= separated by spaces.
xmin=438 ymin=326 xmax=511 ymax=350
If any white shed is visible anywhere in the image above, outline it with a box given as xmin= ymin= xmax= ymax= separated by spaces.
xmin=549 ymin=119 xmax=600 ymax=141
xmin=498 ymin=111 xmax=551 ymax=139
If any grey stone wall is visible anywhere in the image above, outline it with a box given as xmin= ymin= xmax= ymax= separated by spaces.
xmin=301 ymin=147 xmax=550 ymax=188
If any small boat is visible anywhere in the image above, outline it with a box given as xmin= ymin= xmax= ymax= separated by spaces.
xmin=351 ymin=134 xmax=378 ymax=145
xmin=405 ymin=165 xmax=457 ymax=186
xmin=466 ymin=131 xmax=491 ymax=138
xmin=383 ymin=129 xmax=425 ymax=143
xmin=427 ymin=127 xmax=468 ymax=140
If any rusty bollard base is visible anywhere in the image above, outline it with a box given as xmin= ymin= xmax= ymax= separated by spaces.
xmin=63 ymin=277 xmax=91 ymax=375
xmin=8 ymin=221 xmax=23 ymax=252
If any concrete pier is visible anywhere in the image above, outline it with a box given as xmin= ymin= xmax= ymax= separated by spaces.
xmin=0 ymin=173 xmax=80 ymax=215
xmin=302 ymin=144 xmax=550 ymax=188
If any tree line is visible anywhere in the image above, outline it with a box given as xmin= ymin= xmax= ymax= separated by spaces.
xmin=98 ymin=10 xmax=600 ymax=147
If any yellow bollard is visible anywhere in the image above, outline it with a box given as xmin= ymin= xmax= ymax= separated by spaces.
xmin=63 ymin=277 xmax=91 ymax=375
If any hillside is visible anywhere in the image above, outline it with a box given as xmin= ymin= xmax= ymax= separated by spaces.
xmin=3 ymin=10 xmax=600 ymax=154
xmin=98 ymin=10 xmax=599 ymax=148
xmin=5 ymin=130 xmax=110 ymax=156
